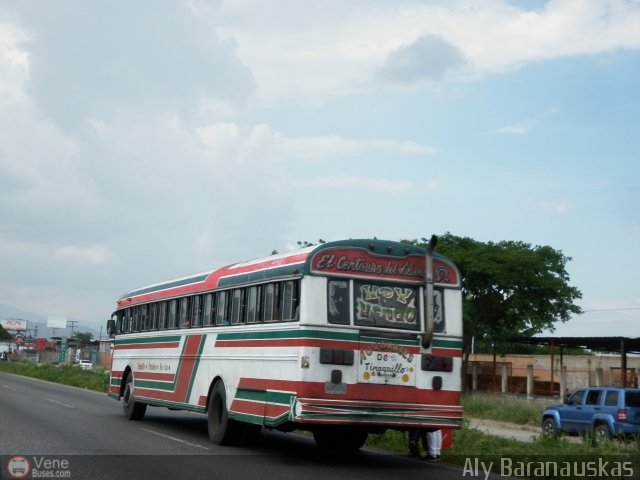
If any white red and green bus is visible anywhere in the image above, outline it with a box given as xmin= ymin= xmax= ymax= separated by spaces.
xmin=106 ymin=237 xmax=463 ymax=450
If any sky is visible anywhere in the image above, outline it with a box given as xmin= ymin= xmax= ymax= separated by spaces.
xmin=0 ymin=0 xmax=638 ymax=339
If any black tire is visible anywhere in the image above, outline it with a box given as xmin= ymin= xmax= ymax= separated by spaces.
xmin=592 ymin=423 xmax=611 ymax=445
xmin=207 ymin=381 xmax=244 ymax=445
xmin=123 ymin=373 xmax=147 ymax=421
xmin=313 ymin=427 xmax=369 ymax=451
xmin=541 ymin=418 xmax=558 ymax=438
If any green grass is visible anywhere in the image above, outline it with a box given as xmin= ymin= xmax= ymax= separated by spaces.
xmin=0 ymin=360 xmax=109 ymax=392
xmin=462 ymin=392 xmax=546 ymax=425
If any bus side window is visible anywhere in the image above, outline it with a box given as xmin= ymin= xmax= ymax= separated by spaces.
xmin=202 ymin=293 xmax=214 ymax=326
xmin=246 ymin=286 xmax=261 ymax=323
xmin=191 ymin=295 xmax=202 ymax=328
xmin=140 ymin=305 xmax=149 ymax=331
xmin=116 ymin=311 xmax=123 ymax=334
xmin=124 ymin=308 xmax=132 ymax=333
xmin=168 ymin=299 xmax=178 ymax=329
xmin=158 ymin=301 xmax=167 ymax=329
xmin=179 ymin=297 xmax=191 ymax=328
xmin=149 ymin=303 xmax=158 ymax=330
xmin=216 ymin=291 xmax=229 ymax=326
xmin=132 ymin=306 xmax=140 ymax=332
xmin=263 ymin=284 xmax=275 ymax=322
xmin=230 ymin=289 xmax=245 ymax=325
xmin=281 ymin=280 xmax=299 ymax=321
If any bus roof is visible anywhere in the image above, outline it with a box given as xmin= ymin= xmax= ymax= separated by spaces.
xmin=116 ymin=239 xmax=460 ymax=308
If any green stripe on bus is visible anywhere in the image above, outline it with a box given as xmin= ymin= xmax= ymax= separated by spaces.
xmin=235 ymin=389 xmax=294 ymax=405
xmin=432 ymin=338 xmax=463 ymax=349
xmin=217 ymin=329 xmax=358 ymax=342
xmin=114 ymin=335 xmax=181 ymax=345
xmin=359 ymin=335 xmax=419 ymax=347
xmin=136 ymin=380 xmax=175 ymax=391
xmin=124 ymin=273 xmax=210 ymax=298
xmin=217 ymin=265 xmax=303 ymax=288
xmin=135 ymin=396 xmax=205 ymax=413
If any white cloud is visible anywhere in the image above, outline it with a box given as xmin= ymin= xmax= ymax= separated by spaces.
xmin=209 ymin=0 xmax=640 ymax=102
xmin=539 ymin=200 xmax=569 ymax=214
xmin=54 ymin=245 xmax=112 ymax=266
xmin=494 ymin=122 xmax=534 ymax=135
xmin=424 ymin=179 xmax=441 ymax=190
xmin=197 ymin=122 xmax=435 ymax=161
xmin=307 ymin=176 xmax=412 ymax=192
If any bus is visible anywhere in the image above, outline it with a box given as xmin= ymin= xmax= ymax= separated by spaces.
xmin=106 ymin=237 xmax=463 ymax=450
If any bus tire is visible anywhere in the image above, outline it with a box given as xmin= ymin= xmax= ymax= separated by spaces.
xmin=123 ymin=373 xmax=147 ymax=421
xmin=207 ymin=381 xmax=243 ymax=445
xmin=313 ymin=427 xmax=368 ymax=451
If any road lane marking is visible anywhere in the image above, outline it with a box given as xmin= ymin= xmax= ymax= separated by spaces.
xmin=2 ymin=384 xmax=17 ymax=391
xmin=45 ymin=398 xmax=75 ymax=408
xmin=140 ymin=428 xmax=210 ymax=451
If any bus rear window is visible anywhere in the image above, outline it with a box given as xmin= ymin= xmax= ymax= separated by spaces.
xmin=353 ymin=281 xmax=419 ymax=331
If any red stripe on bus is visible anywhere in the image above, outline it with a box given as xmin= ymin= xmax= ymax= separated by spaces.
xmin=237 ymin=377 xmax=461 ymax=405
xmin=136 ymin=372 xmax=175 ymax=381
xmin=132 ymin=335 xmax=204 ymax=403
xmin=431 ymin=348 xmax=463 ymax=358
xmin=230 ymin=399 xmax=267 ymax=416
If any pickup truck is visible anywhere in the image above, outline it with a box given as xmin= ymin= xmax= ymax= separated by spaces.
xmin=541 ymin=387 xmax=640 ymax=444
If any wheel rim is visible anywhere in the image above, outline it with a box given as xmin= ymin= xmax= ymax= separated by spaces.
xmin=594 ymin=426 xmax=608 ymax=443
xmin=543 ymin=421 xmax=555 ymax=436
xmin=123 ymin=382 xmax=132 ymax=408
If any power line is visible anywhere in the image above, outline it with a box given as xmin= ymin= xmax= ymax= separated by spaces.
xmin=581 ymin=307 xmax=640 ymax=313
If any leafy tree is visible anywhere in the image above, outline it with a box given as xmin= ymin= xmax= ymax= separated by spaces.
xmin=0 ymin=326 xmax=12 ymax=341
xmin=404 ymin=233 xmax=582 ymax=358
xmin=73 ymin=331 xmax=94 ymax=346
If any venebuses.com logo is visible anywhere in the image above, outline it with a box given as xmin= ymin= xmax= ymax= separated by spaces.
xmin=5 ymin=455 xmax=71 ymax=479
xmin=6 ymin=456 xmax=30 ymax=479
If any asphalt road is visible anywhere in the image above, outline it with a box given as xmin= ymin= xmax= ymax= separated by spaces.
xmin=0 ymin=372 xmax=485 ymax=480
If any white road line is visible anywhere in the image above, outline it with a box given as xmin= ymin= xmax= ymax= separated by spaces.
xmin=140 ymin=428 xmax=210 ymax=451
xmin=2 ymin=384 xmax=17 ymax=391
xmin=45 ymin=398 xmax=76 ymax=408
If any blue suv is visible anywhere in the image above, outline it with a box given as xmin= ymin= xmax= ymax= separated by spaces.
xmin=541 ymin=387 xmax=640 ymax=443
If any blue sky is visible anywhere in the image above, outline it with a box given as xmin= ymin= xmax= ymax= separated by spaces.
xmin=0 ymin=0 xmax=638 ymax=337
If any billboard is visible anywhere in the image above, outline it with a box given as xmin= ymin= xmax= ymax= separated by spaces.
xmin=47 ymin=316 xmax=68 ymax=329
xmin=1 ymin=318 xmax=27 ymax=331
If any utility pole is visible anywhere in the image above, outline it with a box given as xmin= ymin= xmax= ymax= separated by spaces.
xmin=68 ymin=320 xmax=78 ymax=338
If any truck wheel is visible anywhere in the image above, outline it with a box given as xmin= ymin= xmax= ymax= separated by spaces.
xmin=592 ymin=423 xmax=610 ymax=445
xmin=542 ymin=418 xmax=558 ymax=438
xmin=123 ymin=373 xmax=147 ymax=420
xmin=207 ymin=381 xmax=244 ymax=445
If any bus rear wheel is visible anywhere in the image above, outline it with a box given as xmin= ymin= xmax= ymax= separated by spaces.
xmin=313 ymin=427 xmax=368 ymax=451
xmin=123 ymin=373 xmax=147 ymax=421
xmin=207 ymin=381 xmax=244 ymax=445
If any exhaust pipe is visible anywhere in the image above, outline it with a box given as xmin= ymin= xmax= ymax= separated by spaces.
xmin=422 ymin=235 xmax=438 ymax=349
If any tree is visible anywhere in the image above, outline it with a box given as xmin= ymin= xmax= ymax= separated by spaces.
xmin=0 ymin=326 xmax=12 ymax=341
xmin=404 ymin=233 xmax=583 ymax=358
xmin=73 ymin=331 xmax=94 ymax=346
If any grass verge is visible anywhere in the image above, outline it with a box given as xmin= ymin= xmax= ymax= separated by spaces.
xmin=0 ymin=359 xmax=109 ymax=392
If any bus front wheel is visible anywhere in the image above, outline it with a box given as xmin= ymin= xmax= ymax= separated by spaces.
xmin=207 ymin=381 xmax=244 ymax=445
xmin=123 ymin=373 xmax=147 ymax=421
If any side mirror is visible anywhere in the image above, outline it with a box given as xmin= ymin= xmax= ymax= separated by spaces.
xmin=106 ymin=319 xmax=116 ymax=337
